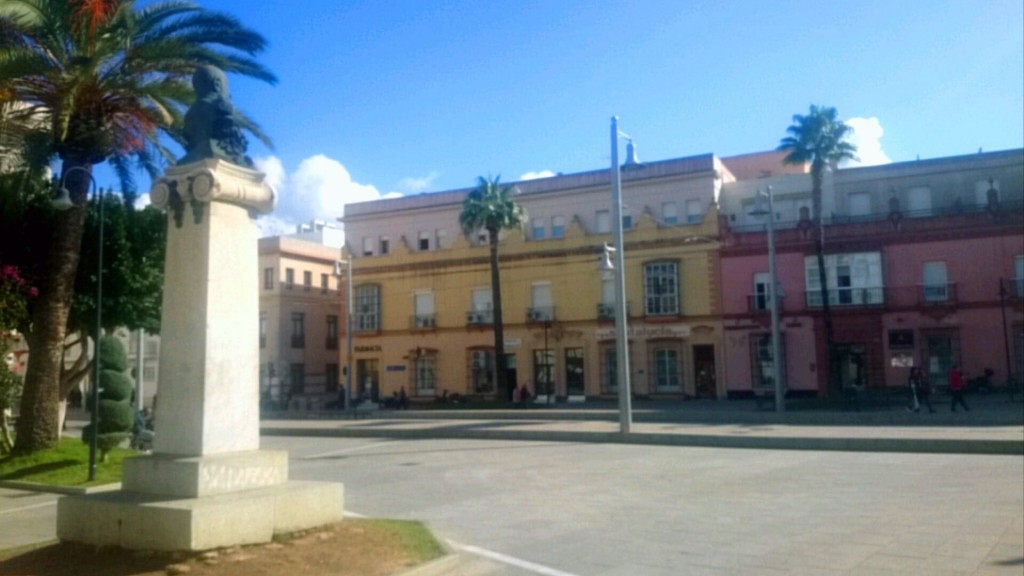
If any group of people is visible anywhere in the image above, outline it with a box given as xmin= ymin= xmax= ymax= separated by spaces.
xmin=907 ymin=364 xmax=970 ymax=413
xmin=513 ymin=383 xmax=533 ymax=407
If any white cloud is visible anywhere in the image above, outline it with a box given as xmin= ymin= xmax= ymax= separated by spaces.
xmin=252 ymin=154 xmax=401 ymax=238
xmin=398 ymin=171 xmax=439 ymax=194
xmin=519 ymin=170 xmax=555 ymax=181
xmin=842 ymin=117 xmax=891 ymax=167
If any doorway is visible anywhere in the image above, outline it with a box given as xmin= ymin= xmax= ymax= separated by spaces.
xmin=835 ymin=344 xmax=867 ymax=390
xmin=565 ymin=348 xmax=584 ymax=396
xmin=356 ymin=359 xmax=380 ymax=401
xmin=924 ymin=332 xmax=959 ymax=388
xmin=692 ymin=345 xmax=716 ymax=398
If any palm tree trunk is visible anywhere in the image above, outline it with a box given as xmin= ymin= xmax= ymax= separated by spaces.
xmin=13 ymin=162 xmax=90 ymax=454
xmin=811 ymin=164 xmax=837 ymax=397
xmin=489 ymin=227 xmax=508 ymax=401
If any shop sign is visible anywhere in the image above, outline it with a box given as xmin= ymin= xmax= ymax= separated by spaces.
xmin=596 ymin=325 xmax=692 ymax=340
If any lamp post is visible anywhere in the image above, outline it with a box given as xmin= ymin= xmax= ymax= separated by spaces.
xmin=749 ymin=186 xmax=784 ymax=413
xmin=999 ymin=279 xmax=1014 ymax=389
xmin=334 ymin=258 xmax=353 ymax=415
xmin=610 ymin=116 xmax=633 ymax=433
xmin=52 ymin=166 xmax=102 ymax=480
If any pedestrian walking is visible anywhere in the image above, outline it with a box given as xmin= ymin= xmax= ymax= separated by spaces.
xmin=906 ymin=367 xmax=921 ymax=412
xmin=949 ymin=364 xmax=969 ymax=412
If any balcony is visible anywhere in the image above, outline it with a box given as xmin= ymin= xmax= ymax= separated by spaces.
xmin=526 ymin=307 xmax=555 ymax=323
xmin=746 ymin=294 xmax=785 ymax=313
xmin=466 ymin=310 xmax=494 ymax=326
xmin=806 ymin=287 xmax=885 ymax=308
xmin=411 ymin=314 xmax=436 ymax=329
xmin=597 ymin=301 xmax=633 ymax=321
xmin=918 ymin=283 xmax=958 ymax=306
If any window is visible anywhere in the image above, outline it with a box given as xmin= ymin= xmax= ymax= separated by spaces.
xmin=263 ymin=268 xmax=274 ymax=290
xmin=418 ymin=231 xmax=430 ymax=251
xmin=922 ymin=262 xmax=949 ymax=302
xmin=662 ymin=202 xmax=678 ymax=225
xmin=414 ymin=291 xmax=435 ymax=328
xmin=530 ymin=282 xmax=553 ymax=321
xmin=533 ymin=349 xmax=554 ymax=398
xmin=753 ymin=272 xmax=771 ymax=311
xmin=848 ymin=192 xmax=870 ymax=218
xmin=289 ymin=363 xmax=305 ymax=394
xmin=471 ymin=288 xmax=493 ymax=323
xmin=532 ymin=218 xmax=545 ymax=240
xmin=470 ymin=349 xmax=495 ymax=393
xmin=303 ymin=270 xmax=312 ymax=291
xmin=326 ymin=315 xmax=338 ymax=349
xmin=291 ymin=312 xmax=305 ymax=348
xmin=805 ymin=252 xmax=884 ymax=307
xmin=907 ymin=187 xmax=932 ymax=217
xmin=1016 ymin=255 xmax=1024 ymax=297
xmin=435 ymin=229 xmax=448 ymax=250
xmin=622 ymin=213 xmax=632 ymax=230
xmin=751 ymin=334 xmax=787 ymax=392
xmin=415 ymin=356 xmax=436 ymax=395
xmin=596 ymin=210 xmax=610 ymax=234
xmin=974 ymin=179 xmax=999 ymax=207
xmin=644 ymin=262 xmax=679 ymax=316
xmin=321 ymin=273 xmax=329 ymax=293
xmin=354 ymin=285 xmax=380 ymax=331
xmin=259 ymin=312 xmax=267 ymax=348
xmin=285 ymin=268 xmax=294 ymax=289
xmin=652 ymin=347 xmax=681 ymax=391
xmin=686 ymin=199 xmax=703 ymax=224
xmin=551 ymin=216 xmax=565 ymax=238
xmin=362 ymin=236 xmax=374 ymax=256
xmin=326 ymin=364 xmax=339 ymax=393
xmin=380 ymin=237 xmax=390 ymax=255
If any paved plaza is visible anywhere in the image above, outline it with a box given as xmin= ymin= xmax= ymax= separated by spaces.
xmin=2 ymin=398 xmax=1022 ymax=575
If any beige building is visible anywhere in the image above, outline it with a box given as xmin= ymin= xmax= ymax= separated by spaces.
xmin=340 ymin=153 xmax=747 ymax=402
xmin=258 ymin=222 xmax=344 ymax=409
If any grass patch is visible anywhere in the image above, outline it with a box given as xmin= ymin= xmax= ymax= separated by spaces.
xmin=358 ymin=519 xmax=446 ymax=563
xmin=0 ymin=438 xmax=135 ymax=486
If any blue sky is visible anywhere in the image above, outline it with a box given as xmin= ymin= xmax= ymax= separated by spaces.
xmin=125 ymin=0 xmax=1023 ymax=235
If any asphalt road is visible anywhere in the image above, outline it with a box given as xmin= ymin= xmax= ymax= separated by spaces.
xmin=269 ymin=436 xmax=1024 ymax=576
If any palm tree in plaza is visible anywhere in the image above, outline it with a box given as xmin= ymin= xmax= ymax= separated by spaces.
xmin=0 ymin=0 xmax=275 ymax=454
xmin=459 ymin=175 xmax=527 ymax=402
xmin=777 ymin=104 xmax=857 ymax=396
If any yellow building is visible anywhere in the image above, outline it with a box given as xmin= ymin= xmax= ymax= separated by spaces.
xmin=341 ymin=153 xmax=737 ymax=402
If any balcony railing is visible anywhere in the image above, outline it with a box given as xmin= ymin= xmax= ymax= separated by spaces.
xmin=411 ymin=314 xmax=436 ymax=329
xmin=526 ymin=307 xmax=555 ymax=323
xmin=597 ymin=301 xmax=633 ymax=320
xmin=918 ymin=283 xmax=958 ymax=305
xmin=746 ymin=294 xmax=785 ymax=313
xmin=806 ymin=287 xmax=885 ymax=308
xmin=466 ymin=309 xmax=494 ymax=326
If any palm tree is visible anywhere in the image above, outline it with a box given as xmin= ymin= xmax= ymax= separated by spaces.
xmin=777 ymin=105 xmax=857 ymax=396
xmin=459 ymin=175 xmax=527 ymax=401
xmin=1 ymin=0 xmax=275 ymax=454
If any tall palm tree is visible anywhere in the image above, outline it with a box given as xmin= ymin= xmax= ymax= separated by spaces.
xmin=0 ymin=0 xmax=275 ymax=454
xmin=459 ymin=175 xmax=527 ymax=401
xmin=777 ymin=105 xmax=857 ymax=396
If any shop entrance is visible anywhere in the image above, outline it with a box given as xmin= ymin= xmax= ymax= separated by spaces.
xmin=356 ymin=359 xmax=380 ymax=402
xmin=692 ymin=345 xmax=716 ymax=398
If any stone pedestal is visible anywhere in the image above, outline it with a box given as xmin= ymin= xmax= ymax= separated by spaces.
xmin=57 ymin=159 xmax=344 ymax=551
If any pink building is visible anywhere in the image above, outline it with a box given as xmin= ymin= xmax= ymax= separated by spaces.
xmin=719 ymin=149 xmax=1024 ymax=397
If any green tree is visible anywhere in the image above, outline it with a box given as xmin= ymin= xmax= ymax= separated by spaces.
xmin=458 ymin=175 xmax=527 ymax=401
xmin=0 ymin=264 xmax=36 ymax=453
xmin=1 ymin=0 xmax=275 ymax=454
xmin=81 ymin=335 xmax=133 ymax=461
xmin=777 ymin=105 xmax=857 ymax=396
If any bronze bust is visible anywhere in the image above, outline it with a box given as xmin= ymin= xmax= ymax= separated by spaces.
xmin=180 ymin=65 xmax=251 ymax=167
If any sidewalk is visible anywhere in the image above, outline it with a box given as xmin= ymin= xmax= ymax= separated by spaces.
xmin=261 ymin=394 xmax=1024 ymax=455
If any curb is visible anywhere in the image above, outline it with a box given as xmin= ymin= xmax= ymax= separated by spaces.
xmin=261 ymin=426 xmax=1024 ymax=456
xmin=394 ymin=530 xmax=460 ymax=576
xmin=0 ymin=480 xmax=121 ymax=495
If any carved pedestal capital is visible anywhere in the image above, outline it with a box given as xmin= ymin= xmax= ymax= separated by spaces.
xmin=151 ymin=158 xmax=276 ymax=216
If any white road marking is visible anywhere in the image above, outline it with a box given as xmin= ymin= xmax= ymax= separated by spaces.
xmin=302 ymin=439 xmax=392 ymax=460
xmin=0 ymin=501 xmax=57 ymax=515
xmin=455 ymin=542 xmax=580 ymax=576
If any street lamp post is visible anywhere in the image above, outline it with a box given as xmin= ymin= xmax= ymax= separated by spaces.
xmin=334 ymin=258 xmax=353 ymax=415
xmin=52 ymin=166 xmax=102 ymax=480
xmin=750 ymin=186 xmax=784 ymax=413
xmin=610 ymin=116 xmax=633 ymax=433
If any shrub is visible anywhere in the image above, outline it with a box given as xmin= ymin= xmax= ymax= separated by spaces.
xmin=82 ymin=336 xmax=135 ymax=461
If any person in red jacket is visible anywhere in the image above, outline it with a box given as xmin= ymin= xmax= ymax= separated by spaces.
xmin=949 ymin=364 xmax=970 ymax=412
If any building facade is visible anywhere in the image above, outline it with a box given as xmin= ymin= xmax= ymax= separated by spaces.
xmin=719 ymin=149 xmax=1024 ymax=397
xmin=258 ymin=223 xmax=344 ymax=409
xmin=341 ymin=154 xmax=734 ymax=401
